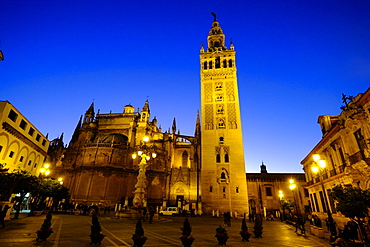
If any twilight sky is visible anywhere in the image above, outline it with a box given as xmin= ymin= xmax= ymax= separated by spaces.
xmin=1 ymin=0 xmax=370 ymax=173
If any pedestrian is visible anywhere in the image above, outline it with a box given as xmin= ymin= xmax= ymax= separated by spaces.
xmin=225 ymin=212 xmax=231 ymax=226
xmin=143 ymin=207 xmax=147 ymax=221
xmin=307 ymin=214 xmax=312 ymax=225
xmin=248 ymin=212 xmax=252 ymax=222
xmin=82 ymin=204 xmax=88 ymax=215
xmin=0 ymin=205 xmax=10 ymax=228
xmin=347 ymin=219 xmax=358 ymax=240
xmin=149 ymin=207 xmax=155 ymax=224
xmin=223 ymin=212 xmax=227 ymax=226
xmin=314 ymin=215 xmax=322 ymax=227
xmin=298 ymin=215 xmax=306 ymax=234
xmin=294 ymin=215 xmax=299 ymax=232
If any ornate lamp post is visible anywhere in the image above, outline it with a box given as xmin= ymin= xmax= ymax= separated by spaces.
xmin=311 ymin=154 xmax=337 ymax=241
xmin=278 ymin=190 xmax=285 ymax=221
xmin=131 ymin=136 xmax=157 ymax=208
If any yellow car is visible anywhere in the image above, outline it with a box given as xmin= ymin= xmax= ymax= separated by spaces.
xmin=159 ymin=207 xmax=179 ymax=216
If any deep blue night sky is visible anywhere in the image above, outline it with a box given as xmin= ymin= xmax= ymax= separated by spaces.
xmin=1 ymin=0 xmax=370 ymax=172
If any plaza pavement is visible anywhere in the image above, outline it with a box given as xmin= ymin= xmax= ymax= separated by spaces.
xmin=0 ymin=212 xmax=331 ymax=247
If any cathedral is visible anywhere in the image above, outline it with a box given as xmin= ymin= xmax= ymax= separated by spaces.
xmin=49 ymin=15 xmax=249 ymax=215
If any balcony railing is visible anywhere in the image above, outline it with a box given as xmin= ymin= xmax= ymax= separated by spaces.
xmin=330 ymin=169 xmax=337 ymax=177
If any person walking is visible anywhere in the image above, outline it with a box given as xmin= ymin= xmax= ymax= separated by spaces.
xmin=347 ymin=219 xmax=358 ymax=240
xmin=148 ymin=207 xmax=155 ymax=224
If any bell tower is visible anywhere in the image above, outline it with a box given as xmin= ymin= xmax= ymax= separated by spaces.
xmin=200 ymin=13 xmax=248 ymax=214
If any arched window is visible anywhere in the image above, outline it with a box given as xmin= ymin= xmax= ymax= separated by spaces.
xmin=210 ymin=186 xmax=213 ymax=192
xmin=224 ymin=154 xmax=229 ymax=162
xmin=228 ymin=59 xmax=233 ymax=67
xmin=203 ymin=61 xmax=208 ymax=70
xmin=223 ymin=186 xmax=226 ymax=192
xmin=218 ymin=119 xmax=225 ymax=129
xmin=182 ymin=151 xmax=188 ymax=167
xmin=223 ymin=60 xmax=227 ymax=68
xmin=221 ymin=172 xmax=226 ymax=182
xmin=216 ymin=154 xmax=221 ymax=163
xmin=216 ymin=95 xmax=223 ymax=101
xmin=215 ymin=57 xmax=221 ymax=68
xmin=209 ymin=61 xmax=213 ymax=69
xmin=217 ymin=105 xmax=224 ymax=114
xmin=219 ymin=137 xmax=224 ymax=144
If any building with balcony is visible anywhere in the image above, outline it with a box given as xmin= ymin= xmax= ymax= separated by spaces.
xmin=0 ymin=100 xmax=50 ymax=175
xmin=301 ymin=87 xmax=370 ymax=227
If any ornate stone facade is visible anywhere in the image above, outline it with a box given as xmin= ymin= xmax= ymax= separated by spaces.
xmin=199 ymin=16 xmax=249 ymax=214
xmin=301 ymin=87 xmax=370 ymax=227
xmin=51 ymin=101 xmax=201 ymax=210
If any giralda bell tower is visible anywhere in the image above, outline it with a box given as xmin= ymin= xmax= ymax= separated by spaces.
xmin=200 ymin=14 xmax=248 ymax=214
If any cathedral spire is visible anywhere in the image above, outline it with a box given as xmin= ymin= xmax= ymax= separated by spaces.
xmin=172 ymin=117 xmax=177 ymax=134
xmin=195 ymin=111 xmax=201 ymax=137
xmin=84 ymin=102 xmax=95 ymax=123
xmin=140 ymin=100 xmax=150 ymax=122
xmin=71 ymin=115 xmax=82 ymax=142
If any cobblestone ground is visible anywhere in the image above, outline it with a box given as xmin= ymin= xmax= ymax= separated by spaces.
xmin=0 ymin=213 xmax=331 ymax=247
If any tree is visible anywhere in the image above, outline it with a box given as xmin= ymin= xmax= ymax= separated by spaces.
xmin=0 ymin=165 xmax=40 ymax=219
xmin=12 ymin=169 xmax=40 ymax=219
xmin=30 ymin=178 xmax=69 ymax=214
xmin=281 ymin=199 xmax=295 ymax=221
xmin=329 ymin=185 xmax=370 ymax=245
xmin=0 ymin=164 xmax=12 ymax=201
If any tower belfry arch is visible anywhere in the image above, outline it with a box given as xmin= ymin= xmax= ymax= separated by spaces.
xmin=199 ymin=14 xmax=249 ymax=214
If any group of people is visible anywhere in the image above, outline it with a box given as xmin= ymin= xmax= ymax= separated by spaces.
xmin=179 ymin=208 xmax=196 ymax=217
xmin=142 ymin=206 xmax=156 ymax=223
xmin=294 ymin=215 xmax=306 ymax=234
xmin=223 ymin=212 xmax=232 ymax=226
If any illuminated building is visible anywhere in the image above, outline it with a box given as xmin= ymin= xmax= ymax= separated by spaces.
xmin=301 ymin=87 xmax=370 ymax=228
xmin=52 ymin=101 xmax=200 ymax=210
xmin=50 ymin=15 xmax=249 ymax=215
xmin=246 ymin=163 xmax=309 ymax=217
xmin=0 ymin=100 xmax=49 ymax=175
xmin=199 ymin=14 xmax=248 ymax=214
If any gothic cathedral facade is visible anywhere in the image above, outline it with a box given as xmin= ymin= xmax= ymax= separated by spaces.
xmin=49 ymin=16 xmax=248 ymax=215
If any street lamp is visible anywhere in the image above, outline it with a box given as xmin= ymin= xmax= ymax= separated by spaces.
xmin=311 ymin=154 xmax=337 ymax=240
xmin=278 ymin=190 xmax=285 ymax=221
xmin=289 ymin=179 xmax=299 ymax=216
xmin=40 ymin=164 xmax=51 ymax=177
xmin=131 ymin=136 xmax=157 ymax=208
xmin=58 ymin=178 xmax=64 ymax=185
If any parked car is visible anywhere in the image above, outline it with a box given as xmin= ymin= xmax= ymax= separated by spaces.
xmin=159 ymin=207 xmax=179 ymax=216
